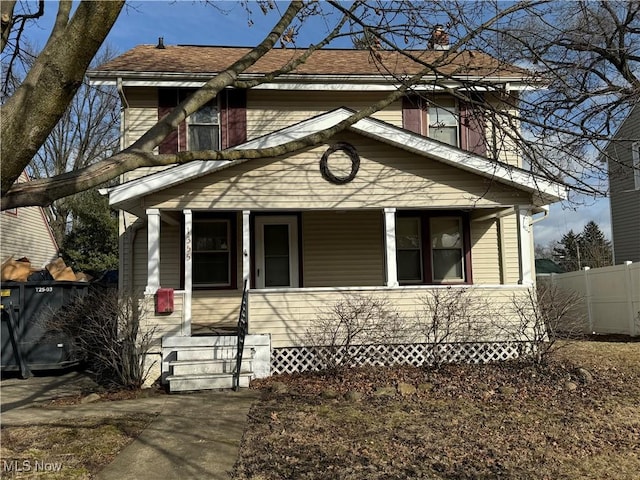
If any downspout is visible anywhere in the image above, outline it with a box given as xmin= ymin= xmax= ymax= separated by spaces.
xmin=529 ymin=205 xmax=550 ymax=227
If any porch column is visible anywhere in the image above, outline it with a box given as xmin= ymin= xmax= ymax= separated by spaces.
xmin=516 ymin=205 xmax=534 ymax=286
xmin=145 ymin=209 xmax=161 ymax=294
xmin=384 ymin=208 xmax=399 ymax=287
xmin=242 ymin=210 xmax=251 ymax=288
xmin=183 ymin=209 xmax=192 ymax=336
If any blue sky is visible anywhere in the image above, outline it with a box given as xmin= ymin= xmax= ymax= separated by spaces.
xmin=26 ymin=1 xmax=611 ymax=247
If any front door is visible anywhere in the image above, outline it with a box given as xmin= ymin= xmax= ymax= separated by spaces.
xmin=255 ymin=216 xmax=299 ymax=288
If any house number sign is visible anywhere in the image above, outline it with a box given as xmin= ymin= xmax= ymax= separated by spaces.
xmin=319 ymin=142 xmax=360 ymax=184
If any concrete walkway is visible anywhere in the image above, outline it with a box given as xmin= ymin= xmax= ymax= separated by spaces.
xmin=1 ymin=371 xmax=260 ymax=479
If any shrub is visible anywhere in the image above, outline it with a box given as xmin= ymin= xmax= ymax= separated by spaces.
xmin=306 ymin=294 xmax=407 ymax=371
xmin=46 ymin=287 xmax=156 ymax=389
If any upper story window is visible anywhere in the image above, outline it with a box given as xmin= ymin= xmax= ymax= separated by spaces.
xmin=633 ymin=141 xmax=640 ymax=190
xmin=427 ymin=98 xmax=459 ymax=147
xmin=402 ymin=94 xmax=486 ymax=155
xmin=188 ymin=103 xmax=219 ymax=151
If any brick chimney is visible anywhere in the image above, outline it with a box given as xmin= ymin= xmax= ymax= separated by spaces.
xmin=428 ymin=25 xmax=449 ymax=50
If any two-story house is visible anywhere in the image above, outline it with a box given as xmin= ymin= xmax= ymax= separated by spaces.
xmin=605 ymin=103 xmax=640 ymax=264
xmin=89 ymin=42 xmax=566 ymax=391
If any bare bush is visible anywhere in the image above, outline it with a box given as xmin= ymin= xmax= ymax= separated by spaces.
xmin=415 ymin=287 xmax=491 ymax=366
xmin=306 ymin=294 xmax=408 ymax=371
xmin=507 ymin=284 xmax=585 ymax=365
xmin=46 ymin=287 xmax=157 ymax=389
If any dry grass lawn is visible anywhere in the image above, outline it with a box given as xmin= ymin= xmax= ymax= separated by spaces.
xmin=0 ymin=414 xmax=154 ymax=479
xmin=234 ymin=340 xmax=640 ymax=480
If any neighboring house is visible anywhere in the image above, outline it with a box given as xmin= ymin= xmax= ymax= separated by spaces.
xmin=535 ymin=258 xmax=564 ymax=276
xmin=605 ymin=103 xmax=640 ymax=263
xmin=1 ymin=171 xmax=59 ymax=269
xmin=89 ymin=41 xmax=566 ymax=390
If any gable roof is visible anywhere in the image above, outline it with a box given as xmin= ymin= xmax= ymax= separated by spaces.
xmin=89 ymin=45 xmax=530 ymax=89
xmin=108 ymin=108 xmax=566 ymax=209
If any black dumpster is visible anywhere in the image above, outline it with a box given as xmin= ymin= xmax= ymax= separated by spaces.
xmin=1 ymin=281 xmax=89 ymax=376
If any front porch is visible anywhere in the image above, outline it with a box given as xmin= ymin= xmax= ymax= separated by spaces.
xmin=135 ymin=206 xmax=538 ymax=390
xmin=142 ymin=206 xmax=536 ymax=331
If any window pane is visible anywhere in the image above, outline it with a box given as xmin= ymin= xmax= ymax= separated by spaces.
xmin=398 ymin=250 xmax=422 ymax=281
xmin=431 ymin=218 xmax=462 ymax=248
xmin=428 ymin=106 xmax=457 ymax=127
xmin=428 ymin=100 xmax=458 ymax=147
xmin=189 ymin=125 xmax=219 ymax=151
xmin=193 ymin=252 xmax=229 ymax=284
xmin=191 ymin=105 xmax=218 ymax=124
xmin=194 ymin=221 xmax=228 ymax=251
xmin=432 ymin=250 xmax=463 ymax=280
xmin=429 ymin=126 xmax=458 ymax=146
xmin=396 ymin=217 xmax=421 ymax=249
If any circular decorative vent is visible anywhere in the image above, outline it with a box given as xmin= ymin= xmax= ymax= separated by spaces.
xmin=319 ymin=142 xmax=360 ymax=184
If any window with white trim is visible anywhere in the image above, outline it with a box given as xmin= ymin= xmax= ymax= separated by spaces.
xmin=188 ymin=102 xmax=219 ymax=151
xmin=633 ymin=141 xmax=640 ymax=190
xmin=427 ymin=97 xmax=459 ymax=147
xmin=193 ymin=218 xmax=230 ymax=286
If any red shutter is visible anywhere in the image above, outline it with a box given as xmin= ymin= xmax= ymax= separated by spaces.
xmin=178 ymin=89 xmax=195 ymax=152
xmin=402 ymin=95 xmax=424 ymax=135
xmin=460 ymin=97 xmax=486 ymax=156
xmin=220 ymin=89 xmax=247 ymax=149
xmin=158 ymin=88 xmax=179 ymax=154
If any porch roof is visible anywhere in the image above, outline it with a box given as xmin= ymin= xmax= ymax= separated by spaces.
xmin=107 ymin=108 xmax=567 ymax=210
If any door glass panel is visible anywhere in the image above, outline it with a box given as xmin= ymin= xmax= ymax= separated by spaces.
xmin=264 ymin=224 xmax=290 ymax=287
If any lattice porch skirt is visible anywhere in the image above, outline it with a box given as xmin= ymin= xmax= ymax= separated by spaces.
xmin=271 ymin=342 xmax=531 ymax=375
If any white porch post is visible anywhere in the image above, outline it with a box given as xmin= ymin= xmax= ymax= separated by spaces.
xmin=517 ymin=205 xmax=534 ymax=286
xmin=145 ymin=209 xmax=161 ymax=294
xmin=242 ymin=210 xmax=251 ymax=288
xmin=384 ymin=208 xmax=399 ymax=287
xmin=183 ymin=209 xmax=193 ymax=336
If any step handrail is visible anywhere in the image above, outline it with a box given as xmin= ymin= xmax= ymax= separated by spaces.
xmin=234 ymin=279 xmax=249 ymax=391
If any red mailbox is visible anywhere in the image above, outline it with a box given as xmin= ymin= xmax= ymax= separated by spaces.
xmin=155 ymin=288 xmax=174 ymax=314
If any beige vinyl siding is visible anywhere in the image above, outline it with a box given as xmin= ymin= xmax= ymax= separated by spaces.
xmin=144 ymin=132 xmax=532 ymax=210
xmin=1 ymin=208 xmax=58 ymax=268
xmin=302 ymin=211 xmax=384 ymax=287
xmin=121 ymin=87 xmax=173 ymax=183
xmin=247 ymin=90 xmax=402 ymax=139
xmin=502 ymin=213 xmax=521 ymax=284
xmin=248 ymin=286 xmax=532 ymax=348
xmin=469 ymin=218 xmax=501 ymax=284
xmin=192 ymin=290 xmax=243 ymax=330
xmin=123 ymin=87 xmax=158 ymax=149
xmin=140 ymin=291 xmax=186 ymax=343
xmin=1 ymin=173 xmax=58 ymax=268
xmin=483 ymin=93 xmax=522 ymax=168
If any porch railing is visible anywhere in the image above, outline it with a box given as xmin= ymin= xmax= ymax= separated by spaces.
xmin=234 ymin=279 xmax=249 ymax=391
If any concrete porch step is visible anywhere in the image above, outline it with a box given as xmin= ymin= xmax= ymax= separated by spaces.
xmin=170 ymin=358 xmax=253 ymax=376
xmin=176 ymin=346 xmax=245 ymax=361
xmin=167 ymin=372 xmax=252 ymax=392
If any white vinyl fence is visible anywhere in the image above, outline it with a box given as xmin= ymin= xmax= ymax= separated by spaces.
xmin=549 ymin=262 xmax=640 ymax=337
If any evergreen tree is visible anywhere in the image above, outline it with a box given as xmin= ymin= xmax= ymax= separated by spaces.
xmin=60 ymin=190 xmax=118 ymax=274
xmin=580 ymin=221 xmax=612 ymax=268
xmin=553 ymin=230 xmax=581 ymax=272
xmin=552 ymin=221 xmax=612 ymax=272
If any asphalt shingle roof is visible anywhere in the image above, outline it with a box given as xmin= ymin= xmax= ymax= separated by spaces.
xmin=93 ymin=45 xmax=528 ymax=79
